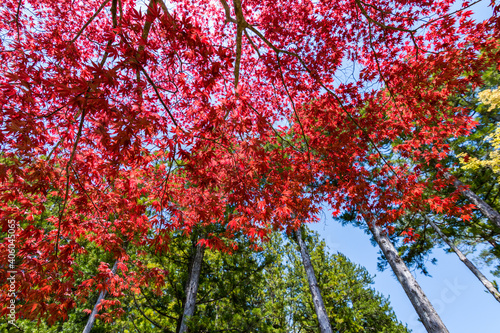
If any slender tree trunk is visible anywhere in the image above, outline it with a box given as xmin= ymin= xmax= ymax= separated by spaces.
xmin=425 ymin=215 xmax=500 ymax=302
xmin=177 ymin=242 xmax=205 ymax=333
xmin=83 ymin=260 xmax=118 ymax=333
xmin=295 ymin=226 xmax=333 ymax=333
xmin=445 ymin=172 xmax=500 ymax=229
xmin=362 ymin=213 xmax=449 ymax=333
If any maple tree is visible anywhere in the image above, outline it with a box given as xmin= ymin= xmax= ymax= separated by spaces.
xmin=1 ymin=0 xmax=500 ymax=331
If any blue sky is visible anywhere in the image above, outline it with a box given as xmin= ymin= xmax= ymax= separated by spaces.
xmin=310 ymin=214 xmax=500 ymax=333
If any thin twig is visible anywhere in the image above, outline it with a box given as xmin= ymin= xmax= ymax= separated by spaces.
xmin=276 ymin=54 xmax=312 ymax=167
xmin=132 ymin=293 xmax=171 ymax=331
xmin=71 ymin=0 xmax=112 ymax=43
xmin=55 ymin=106 xmax=87 ymax=257
xmin=415 ymin=0 xmax=482 ymax=31
xmin=354 ymin=0 xmax=415 ymax=33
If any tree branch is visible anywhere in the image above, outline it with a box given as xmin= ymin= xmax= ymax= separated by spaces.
xmin=71 ymin=0 xmax=112 ymax=43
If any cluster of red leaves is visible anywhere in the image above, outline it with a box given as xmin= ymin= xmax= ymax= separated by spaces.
xmin=0 ymin=0 xmax=499 ymax=323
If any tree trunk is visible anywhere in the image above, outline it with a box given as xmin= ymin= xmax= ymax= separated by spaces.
xmin=177 ymin=242 xmax=205 ymax=333
xmin=295 ymin=226 xmax=333 ymax=333
xmin=445 ymin=172 xmax=500 ymax=230
xmin=363 ymin=213 xmax=449 ymax=333
xmin=425 ymin=215 xmax=500 ymax=302
xmin=82 ymin=260 xmax=118 ymax=333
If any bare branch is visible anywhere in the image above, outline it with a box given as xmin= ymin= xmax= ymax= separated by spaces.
xmin=276 ymin=54 xmax=312 ymax=167
xmin=415 ymin=0 xmax=482 ymax=31
xmin=219 ymin=0 xmax=237 ymax=23
xmin=354 ymin=0 xmax=415 ymax=33
xmin=244 ymin=29 xmax=260 ymax=57
xmin=234 ymin=26 xmax=243 ymax=89
xmin=55 ymin=106 xmax=87 ymax=257
xmin=16 ymin=0 xmax=22 ymax=43
xmin=71 ymin=0 xmax=112 ymax=43
xmin=132 ymin=293 xmax=172 ymax=332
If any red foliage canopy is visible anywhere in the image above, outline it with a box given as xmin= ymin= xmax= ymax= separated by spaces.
xmin=0 ymin=0 xmax=498 ymax=322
